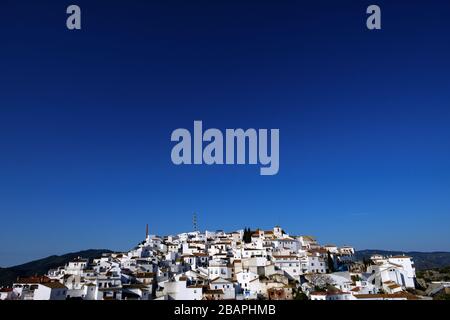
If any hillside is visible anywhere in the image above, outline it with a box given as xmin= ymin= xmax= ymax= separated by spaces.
xmin=0 ymin=249 xmax=113 ymax=287
xmin=356 ymin=250 xmax=450 ymax=270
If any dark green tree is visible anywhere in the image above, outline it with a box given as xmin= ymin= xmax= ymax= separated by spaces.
xmin=327 ymin=251 xmax=335 ymax=273
xmin=293 ymin=290 xmax=308 ymax=300
xmin=243 ymin=228 xmax=252 ymax=243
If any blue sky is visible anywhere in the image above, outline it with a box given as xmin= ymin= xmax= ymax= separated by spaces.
xmin=1 ymin=0 xmax=450 ymax=266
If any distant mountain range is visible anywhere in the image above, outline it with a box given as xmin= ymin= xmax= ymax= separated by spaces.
xmin=0 ymin=249 xmax=112 ymax=287
xmin=355 ymin=250 xmax=450 ymax=270
xmin=1 ymin=249 xmax=450 ymax=287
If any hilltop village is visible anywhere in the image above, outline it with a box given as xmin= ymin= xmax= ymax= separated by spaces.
xmin=0 ymin=226 xmax=424 ymax=300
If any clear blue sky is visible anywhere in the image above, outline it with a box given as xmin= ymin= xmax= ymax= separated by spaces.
xmin=1 ymin=0 xmax=450 ymax=267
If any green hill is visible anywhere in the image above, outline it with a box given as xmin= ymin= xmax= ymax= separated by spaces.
xmin=0 ymin=249 xmax=113 ymax=287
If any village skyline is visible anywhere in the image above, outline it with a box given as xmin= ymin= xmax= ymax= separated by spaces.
xmin=1 ymin=225 xmax=429 ymax=301
xmin=2 ymin=219 xmax=448 ymax=269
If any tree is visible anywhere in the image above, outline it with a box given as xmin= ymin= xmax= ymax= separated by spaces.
xmin=243 ymin=227 xmax=252 ymax=243
xmin=293 ymin=289 xmax=308 ymax=300
xmin=434 ymin=293 xmax=450 ymax=300
xmin=363 ymin=257 xmax=369 ymax=267
xmin=351 ymin=275 xmax=361 ymax=282
xmin=306 ymin=274 xmax=334 ymax=291
xmin=327 ymin=252 xmax=335 ymax=273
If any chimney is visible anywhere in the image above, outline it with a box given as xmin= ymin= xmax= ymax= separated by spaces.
xmin=146 ymin=224 xmax=149 ymax=239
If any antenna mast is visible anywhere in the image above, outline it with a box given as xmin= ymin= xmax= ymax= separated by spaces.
xmin=193 ymin=213 xmax=198 ymax=232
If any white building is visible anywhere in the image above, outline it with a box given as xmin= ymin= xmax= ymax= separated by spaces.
xmin=367 ymin=255 xmax=416 ymax=290
xmin=4 ymin=225 xmax=421 ymax=301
